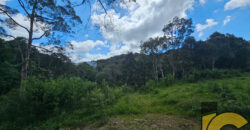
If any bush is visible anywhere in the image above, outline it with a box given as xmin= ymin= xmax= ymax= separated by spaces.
xmin=0 ymin=76 xmax=96 ymax=129
xmin=141 ymin=79 xmax=156 ymax=92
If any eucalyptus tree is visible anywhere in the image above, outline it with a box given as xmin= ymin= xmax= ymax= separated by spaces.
xmin=162 ymin=17 xmax=193 ymax=78
xmin=141 ymin=37 xmax=164 ymax=81
xmin=0 ymin=0 xmax=82 ymax=90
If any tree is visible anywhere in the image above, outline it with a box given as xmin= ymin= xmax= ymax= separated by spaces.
xmin=0 ymin=39 xmax=19 ymax=94
xmin=0 ymin=0 xmax=82 ymax=90
xmin=121 ymin=52 xmax=137 ymax=86
xmin=162 ymin=17 xmax=193 ymax=78
xmin=141 ymin=37 xmax=164 ymax=81
xmin=76 ymin=63 xmax=96 ymax=81
xmin=177 ymin=36 xmax=196 ymax=77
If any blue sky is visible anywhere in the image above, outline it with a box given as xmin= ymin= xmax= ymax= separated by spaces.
xmin=1 ymin=0 xmax=250 ymax=63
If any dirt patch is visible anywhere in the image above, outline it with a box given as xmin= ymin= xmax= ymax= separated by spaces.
xmin=61 ymin=114 xmax=200 ymax=130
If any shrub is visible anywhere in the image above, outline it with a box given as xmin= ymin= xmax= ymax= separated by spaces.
xmin=0 ymin=76 xmax=96 ymax=129
xmin=141 ymin=79 xmax=156 ymax=92
xmin=158 ymin=74 xmax=174 ymax=87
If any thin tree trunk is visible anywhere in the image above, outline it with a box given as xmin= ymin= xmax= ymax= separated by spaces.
xmin=169 ymin=51 xmax=176 ymax=79
xmin=172 ymin=66 xmax=176 ymax=79
xmin=159 ymin=63 xmax=164 ymax=78
xmin=153 ymin=54 xmax=158 ymax=81
xmin=20 ymin=2 xmax=37 ymax=92
xmin=212 ymin=58 xmax=215 ymax=71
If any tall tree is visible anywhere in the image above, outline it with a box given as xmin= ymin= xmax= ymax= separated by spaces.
xmin=0 ymin=0 xmax=82 ymax=90
xmin=141 ymin=37 xmax=164 ymax=81
xmin=162 ymin=17 xmax=193 ymax=78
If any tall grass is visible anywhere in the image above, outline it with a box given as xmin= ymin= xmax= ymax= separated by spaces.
xmin=1 ymin=73 xmax=250 ymax=129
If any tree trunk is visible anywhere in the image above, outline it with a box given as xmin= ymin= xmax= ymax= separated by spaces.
xmin=20 ymin=2 xmax=37 ymax=91
xmin=172 ymin=66 xmax=176 ymax=79
xmin=20 ymin=37 xmax=32 ymax=91
xmin=153 ymin=61 xmax=158 ymax=81
xmin=159 ymin=63 xmax=164 ymax=78
xmin=212 ymin=58 xmax=215 ymax=71
xmin=169 ymin=51 xmax=176 ymax=79
xmin=153 ymin=55 xmax=159 ymax=81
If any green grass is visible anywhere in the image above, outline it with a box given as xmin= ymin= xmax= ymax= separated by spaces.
xmin=102 ymin=74 xmax=250 ymax=129
xmin=25 ymin=74 xmax=250 ymax=129
xmin=108 ymin=75 xmax=249 ymax=114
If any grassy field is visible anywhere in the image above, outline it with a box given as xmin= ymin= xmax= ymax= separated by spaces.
xmin=106 ymin=75 xmax=250 ymax=117
xmin=96 ymin=74 xmax=250 ymax=129
xmin=28 ymin=74 xmax=250 ymax=130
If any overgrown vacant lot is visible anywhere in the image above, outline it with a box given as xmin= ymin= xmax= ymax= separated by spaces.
xmin=59 ymin=74 xmax=250 ymax=130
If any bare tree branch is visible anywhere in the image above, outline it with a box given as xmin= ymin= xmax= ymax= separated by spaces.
xmin=32 ymin=31 xmax=47 ymax=40
xmin=84 ymin=0 xmax=92 ymax=30
xmin=35 ymin=14 xmax=54 ymax=21
xmin=73 ymin=0 xmax=87 ymax=7
xmin=97 ymin=0 xmax=108 ymax=14
xmin=0 ymin=8 xmax=30 ymax=33
xmin=17 ymin=0 xmax=31 ymax=17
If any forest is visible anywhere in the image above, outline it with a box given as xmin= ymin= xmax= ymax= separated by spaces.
xmin=1 ymin=0 xmax=250 ymax=129
xmin=1 ymin=29 xmax=250 ymax=129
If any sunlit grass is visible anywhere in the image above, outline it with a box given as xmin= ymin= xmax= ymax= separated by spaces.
xmin=107 ymin=74 xmax=250 ymax=118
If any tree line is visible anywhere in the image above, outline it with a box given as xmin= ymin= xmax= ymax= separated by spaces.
xmin=1 ymin=26 xmax=250 ymax=93
xmin=1 ymin=13 xmax=250 ymax=130
xmin=96 ymin=18 xmax=250 ymax=87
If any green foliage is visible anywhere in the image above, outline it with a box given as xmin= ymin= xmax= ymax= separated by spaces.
xmin=142 ymin=79 xmax=156 ymax=92
xmin=1 ymin=18 xmax=250 ymax=130
xmin=106 ymin=74 xmax=250 ymax=130
xmin=0 ymin=39 xmax=19 ymax=95
xmin=76 ymin=63 xmax=96 ymax=81
xmin=0 ymin=76 xmax=126 ymax=129
xmin=95 ymin=32 xmax=250 ymax=87
xmin=184 ymin=69 xmax=242 ymax=82
xmin=158 ymin=74 xmax=174 ymax=87
xmin=0 ymin=77 xmax=96 ymax=129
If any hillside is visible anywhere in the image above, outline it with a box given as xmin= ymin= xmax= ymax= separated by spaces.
xmin=1 ymin=17 xmax=250 ymax=130
xmin=56 ymin=73 xmax=250 ymax=130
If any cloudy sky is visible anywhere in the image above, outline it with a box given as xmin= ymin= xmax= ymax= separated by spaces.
xmin=2 ymin=0 xmax=250 ymax=63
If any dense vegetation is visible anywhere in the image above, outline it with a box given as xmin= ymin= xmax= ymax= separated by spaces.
xmin=0 ymin=17 xmax=250 ymax=129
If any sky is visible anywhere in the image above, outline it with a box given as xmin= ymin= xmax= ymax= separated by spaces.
xmin=1 ymin=0 xmax=250 ymax=63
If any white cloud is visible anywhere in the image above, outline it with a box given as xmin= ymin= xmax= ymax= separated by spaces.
xmin=0 ymin=0 xmax=10 ymax=5
xmin=213 ymin=9 xmax=219 ymax=13
xmin=66 ymin=40 xmax=109 ymax=62
xmin=0 ymin=0 xmax=10 ymax=18
xmin=82 ymin=46 xmax=131 ymax=62
xmin=70 ymin=41 xmax=138 ymax=62
xmin=196 ymin=19 xmax=218 ymax=37
xmin=225 ymin=0 xmax=250 ymax=10
xmin=89 ymin=0 xmax=194 ymax=61
xmin=69 ymin=40 xmax=107 ymax=54
xmin=200 ymin=0 xmax=206 ymax=5
xmin=84 ymin=53 xmax=110 ymax=62
xmin=35 ymin=40 xmax=109 ymax=63
xmin=223 ymin=16 xmax=231 ymax=25
xmin=1 ymin=13 xmax=49 ymax=40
